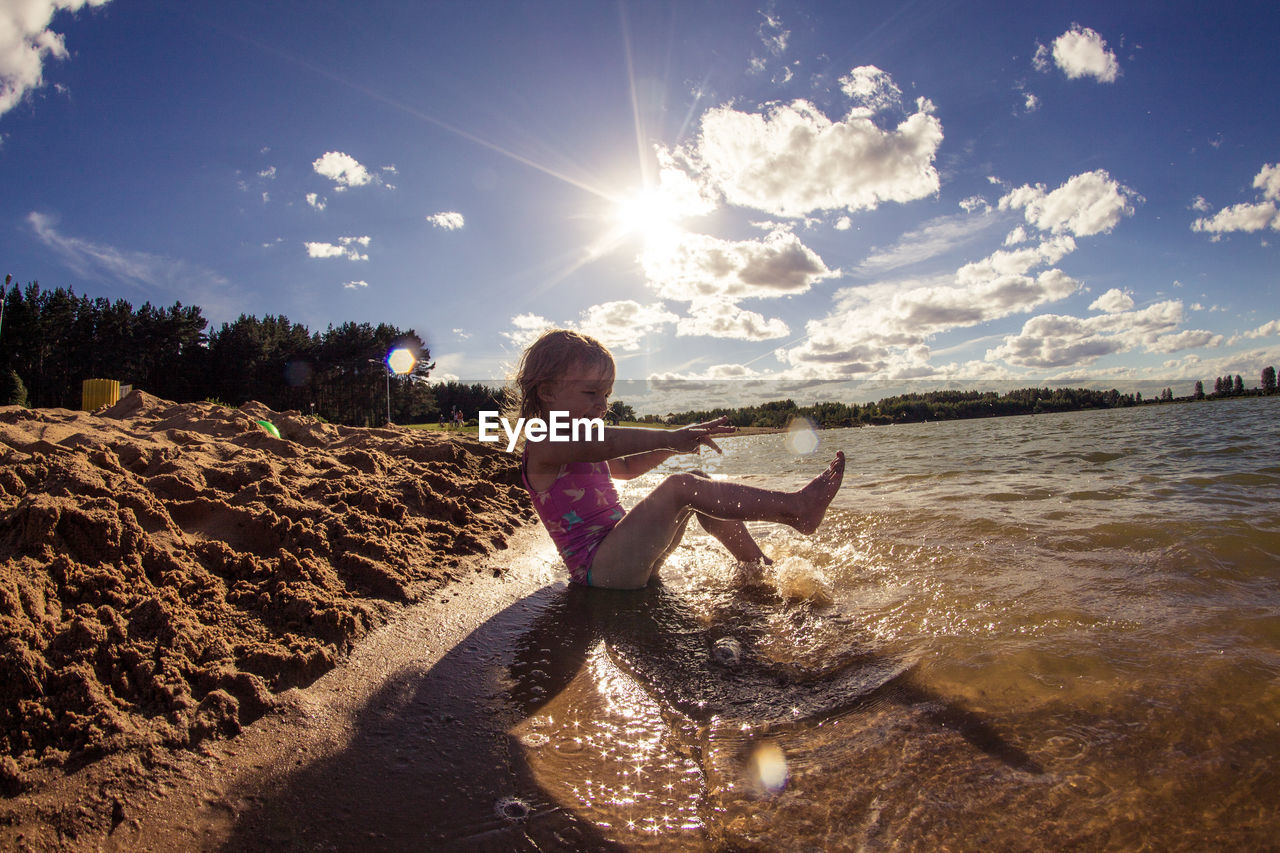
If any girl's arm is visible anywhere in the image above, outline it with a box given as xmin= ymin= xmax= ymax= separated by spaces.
xmin=527 ymin=417 xmax=734 ymax=470
xmin=607 ymin=448 xmax=678 ymax=480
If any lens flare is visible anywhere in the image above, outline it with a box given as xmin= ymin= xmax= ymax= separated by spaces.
xmin=750 ymin=742 xmax=788 ymax=793
xmin=784 ymin=417 xmax=819 ymax=456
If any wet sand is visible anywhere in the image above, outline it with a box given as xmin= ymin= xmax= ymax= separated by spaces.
xmin=8 ymin=531 xmax=599 ymax=851
xmin=0 ymin=393 xmax=542 ymax=850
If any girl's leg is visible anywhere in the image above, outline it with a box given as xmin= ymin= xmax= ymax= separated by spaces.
xmin=589 ymin=453 xmax=844 ymax=589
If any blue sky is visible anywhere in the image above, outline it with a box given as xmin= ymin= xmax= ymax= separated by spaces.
xmin=3 ymin=0 xmax=1278 ymax=409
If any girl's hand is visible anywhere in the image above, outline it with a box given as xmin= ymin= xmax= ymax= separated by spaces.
xmin=669 ymin=416 xmax=736 ymax=454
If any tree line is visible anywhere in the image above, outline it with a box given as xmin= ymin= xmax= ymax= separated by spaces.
xmin=2 ymin=280 xmax=1276 ymax=429
xmin=651 ymin=377 xmax=1280 ymax=430
xmin=0 ymin=281 xmax=456 ymax=426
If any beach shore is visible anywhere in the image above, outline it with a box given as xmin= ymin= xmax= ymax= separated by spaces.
xmin=0 ymin=392 xmax=538 ymax=849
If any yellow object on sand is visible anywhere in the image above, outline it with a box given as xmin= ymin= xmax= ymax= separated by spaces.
xmin=81 ymin=379 xmax=120 ymax=411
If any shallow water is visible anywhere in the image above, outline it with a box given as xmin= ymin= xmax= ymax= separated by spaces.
xmin=509 ymin=396 xmax=1280 ymax=850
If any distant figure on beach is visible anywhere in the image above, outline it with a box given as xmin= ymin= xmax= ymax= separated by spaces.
xmin=509 ymin=329 xmax=844 ymax=589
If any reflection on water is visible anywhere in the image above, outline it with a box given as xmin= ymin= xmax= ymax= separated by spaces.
xmin=507 ymin=397 xmax=1280 ymax=850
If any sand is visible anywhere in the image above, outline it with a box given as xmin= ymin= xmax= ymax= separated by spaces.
xmin=0 ymin=392 xmax=534 ymax=846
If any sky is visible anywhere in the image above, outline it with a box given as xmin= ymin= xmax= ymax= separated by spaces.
xmin=2 ymin=0 xmax=1278 ymax=411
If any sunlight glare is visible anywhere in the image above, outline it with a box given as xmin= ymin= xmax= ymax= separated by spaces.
xmin=612 ymin=186 xmax=682 ymax=245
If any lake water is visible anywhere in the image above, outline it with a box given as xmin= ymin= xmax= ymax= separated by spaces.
xmin=505 ymin=396 xmax=1280 ymax=850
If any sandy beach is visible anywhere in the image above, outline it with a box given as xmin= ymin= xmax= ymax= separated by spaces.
xmin=0 ymin=392 xmax=539 ymax=849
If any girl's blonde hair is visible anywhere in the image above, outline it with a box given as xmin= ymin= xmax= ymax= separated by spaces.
xmin=505 ymin=329 xmax=615 ymax=421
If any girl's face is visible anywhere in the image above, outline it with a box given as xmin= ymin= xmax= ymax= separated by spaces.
xmin=539 ymin=360 xmax=613 ymax=421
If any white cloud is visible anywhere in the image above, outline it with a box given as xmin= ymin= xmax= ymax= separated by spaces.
xmin=500 ymin=302 xmax=680 ymax=353
xmin=343 ymin=280 xmax=368 ymax=289
xmin=1228 ymin=319 xmax=1280 ymax=345
xmin=1255 ymin=163 xmax=1280 ymax=200
xmin=0 ymin=0 xmax=110 ymax=118
xmin=1004 ymin=226 xmax=1030 ymax=246
xmin=757 ymin=12 xmax=789 ymax=56
xmin=1189 ymin=195 xmax=1212 ymax=212
xmin=672 ymin=86 xmax=943 ymax=217
xmin=640 ymin=227 xmax=837 ymax=303
xmin=26 ymin=209 xmax=240 ymax=322
xmin=838 ymin=65 xmax=903 ymax=114
xmin=304 ymin=235 xmax=370 ymax=261
xmin=999 ymin=169 xmax=1139 ymax=237
xmin=1192 ymin=201 xmax=1279 ymax=234
xmin=502 ymin=313 xmax=555 ymax=349
xmin=834 ymin=216 xmax=852 ymax=231
xmin=426 ymin=211 xmax=465 ymax=230
xmin=676 ymin=299 xmax=789 ymax=341
xmin=777 ymin=225 xmax=1096 ymax=378
xmin=1191 ymin=163 xmax=1280 ymax=234
xmin=577 ymin=300 xmax=679 ymax=350
xmin=306 ymin=192 xmax=327 ymax=211
xmin=858 ymin=211 xmax=999 ymax=274
xmin=312 ymin=151 xmax=375 ymax=190
xmin=1035 ymin=25 xmax=1120 ymax=83
xmin=1089 ymin=288 xmax=1134 ymax=313
xmin=988 ymin=300 xmax=1220 ymax=368
xmin=257 ymin=166 xmax=276 ymax=179
xmin=959 ymin=196 xmax=991 ymax=214
xmin=1023 ymin=92 xmax=1040 ymax=113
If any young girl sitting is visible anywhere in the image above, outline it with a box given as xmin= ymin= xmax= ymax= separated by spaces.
xmin=511 ymin=329 xmax=845 ymax=590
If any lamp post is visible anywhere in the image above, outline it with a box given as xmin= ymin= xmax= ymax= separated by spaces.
xmin=371 ymin=347 xmax=417 ymax=426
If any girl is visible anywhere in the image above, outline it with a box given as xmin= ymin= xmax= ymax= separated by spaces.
xmin=511 ymin=329 xmax=845 ymax=590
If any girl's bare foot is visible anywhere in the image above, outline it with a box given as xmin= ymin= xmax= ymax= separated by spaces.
xmin=793 ymin=451 xmax=845 ymax=534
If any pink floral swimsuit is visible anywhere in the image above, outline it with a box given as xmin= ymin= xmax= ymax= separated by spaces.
xmin=521 ymin=452 xmax=626 ymax=586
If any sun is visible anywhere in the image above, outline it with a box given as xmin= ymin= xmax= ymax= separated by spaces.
xmin=611 ymin=186 xmax=682 ymax=245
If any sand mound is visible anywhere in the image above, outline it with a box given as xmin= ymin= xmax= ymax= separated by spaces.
xmin=0 ymin=392 xmax=532 ymax=796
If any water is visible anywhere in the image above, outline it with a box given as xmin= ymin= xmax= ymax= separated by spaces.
xmin=507 ymin=396 xmax=1280 ymax=850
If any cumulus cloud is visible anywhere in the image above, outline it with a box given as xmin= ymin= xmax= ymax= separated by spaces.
xmin=0 ymin=0 xmax=110 ymax=118
xmin=1004 ymin=226 xmax=1030 ymax=246
xmin=502 ymin=313 xmax=555 ymax=349
xmin=577 ymin=300 xmax=678 ymax=350
xmin=1034 ymin=24 xmax=1120 ymax=83
xmin=773 ymin=168 xmax=1148 ymax=378
xmin=304 ymin=235 xmax=370 ymax=261
xmin=677 ymin=299 xmax=789 ymax=341
xmin=778 ymin=245 xmax=1082 ymax=378
xmin=501 ymin=302 xmax=679 ymax=352
xmin=671 ymin=84 xmax=943 ymax=217
xmin=999 ymin=169 xmax=1139 ymax=237
xmin=306 ymin=192 xmax=327 ymax=211
xmin=988 ymin=300 xmax=1220 ymax=368
xmin=426 ymin=211 xmax=465 ymax=230
xmin=312 ymin=151 xmax=376 ymax=190
xmin=839 ymin=65 xmax=903 ymax=114
xmin=343 ymin=280 xmax=368 ymax=289
xmin=640 ymin=227 xmax=836 ymax=303
xmin=1228 ymin=319 xmax=1280 ymax=345
xmin=1089 ymin=288 xmax=1134 ymax=313
xmin=1191 ymin=162 xmax=1280 ymax=235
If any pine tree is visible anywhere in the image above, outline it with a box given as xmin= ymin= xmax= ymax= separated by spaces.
xmin=0 ymin=369 xmax=27 ymax=406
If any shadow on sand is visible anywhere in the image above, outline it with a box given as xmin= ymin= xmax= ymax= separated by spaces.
xmin=221 ymin=582 xmax=1039 ymax=851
